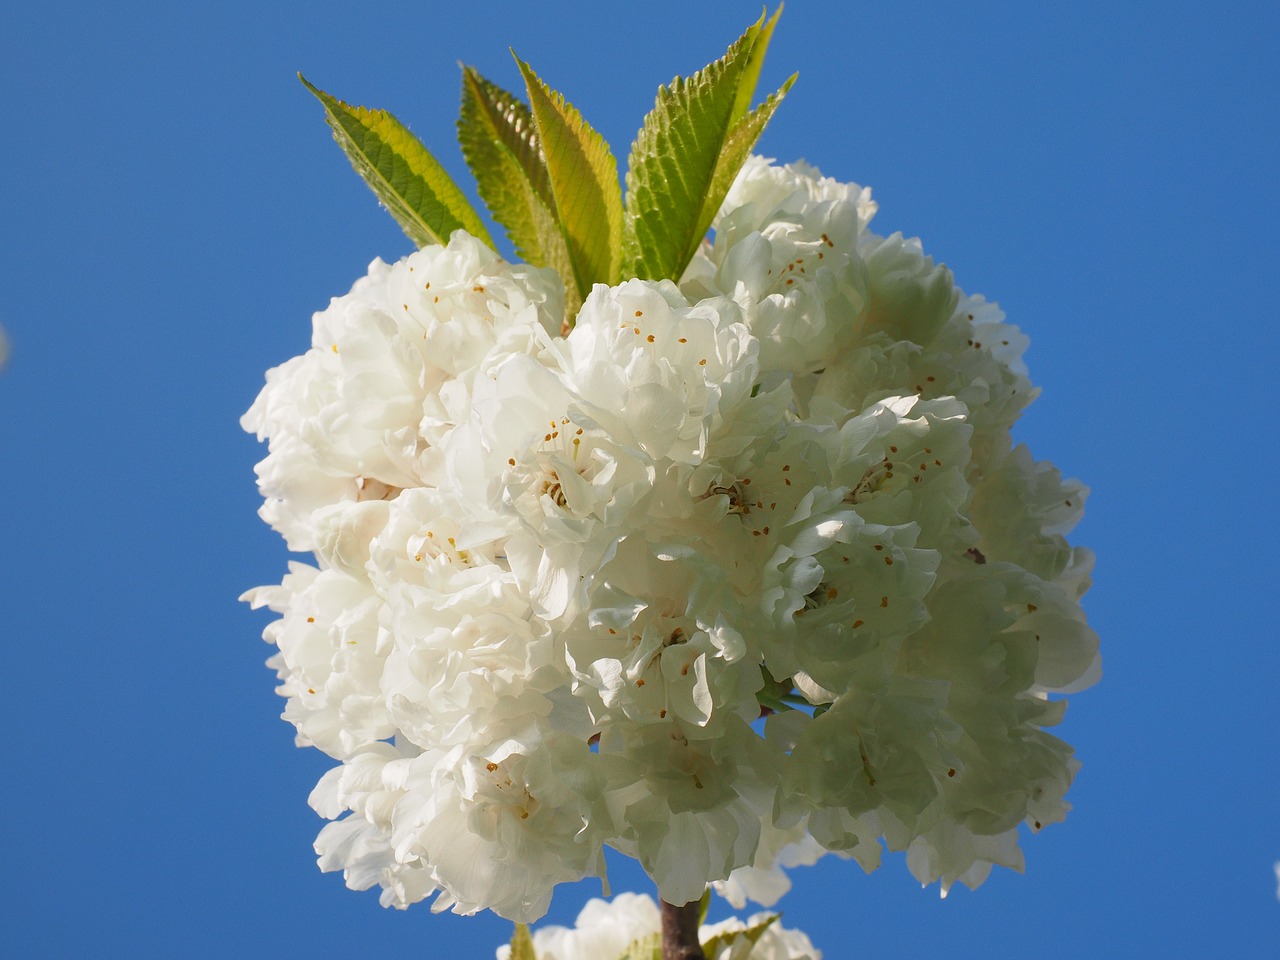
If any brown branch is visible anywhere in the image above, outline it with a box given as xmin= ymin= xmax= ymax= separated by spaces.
xmin=661 ymin=898 xmax=707 ymax=960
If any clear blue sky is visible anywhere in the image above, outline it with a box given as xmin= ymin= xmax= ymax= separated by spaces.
xmin=3 ymin=1 xmax=1277 ymax=956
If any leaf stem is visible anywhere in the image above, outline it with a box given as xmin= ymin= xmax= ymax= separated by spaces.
xmin=660 ymin=898 xmax=707 ymax=960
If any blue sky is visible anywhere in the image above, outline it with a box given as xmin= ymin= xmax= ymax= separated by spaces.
xmin=2 ymin=1 xmax=1277 ymax=956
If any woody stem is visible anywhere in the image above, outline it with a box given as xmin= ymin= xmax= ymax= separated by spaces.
xmin=660 ymin=898 xmax=706 ymax=960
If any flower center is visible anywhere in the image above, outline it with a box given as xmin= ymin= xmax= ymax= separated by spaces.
xmin=356 ymin=476 xmax=401 ymax=502
xmin=700 ymin=480 xmax=751 ymax=515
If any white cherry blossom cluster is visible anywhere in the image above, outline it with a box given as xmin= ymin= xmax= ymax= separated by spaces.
xmin=496 ymin=893 xmax=820 ymax=960
xmin=244 ymin=156 xmax=1098 ymax=922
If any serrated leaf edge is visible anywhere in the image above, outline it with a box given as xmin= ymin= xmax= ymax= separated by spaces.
xmin=515 ymin=54 xmax=624 ymax=299
xmin=300 ymin=74 xmax=493 ymax=249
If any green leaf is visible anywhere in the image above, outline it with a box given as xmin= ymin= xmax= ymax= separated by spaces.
xmin=300 ymin=74 xmax=493 ymax=250
xmin=457 ymin=66 xmax=580 ymax=322
xmin=459 ymin=66 xmax=555 ymax=211
xmin=700 ymin=914 xmax=778 ymax=960
xmin=621 ymin=10 xmax=795 ymax=283
xmin=515 ymin=55 xmax=623 ymax=300
xmin=612 ymin=932 xmax=662 ymax=960
xmin=756 ymin=667 xmax=798 ymax=714
xmin=697 ymin=887 xmax=712 ymax=926
xmin=730 ymin=5 xmax=783 ymax=124
xmin=508 ymin=923 xmax=537 ymax=960
xmin=704 ymin=72 xmax=796 ymax=222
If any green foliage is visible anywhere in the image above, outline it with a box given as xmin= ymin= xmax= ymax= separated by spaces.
xmin=729 ymin=7 xmax=782 ymax=128
xmin=300 ymin=75 xmax=492 ymax=249
xmin=622 ymin=10 xmax=795 ymax=283
xmin=700 ymin=914 xmax=778 ymax=960
xmin=613 ymin=932 xmax=662 ymax=960
xmin=457 ymin=67 xmax=579 ymax=319
xmin=756 ymin=667 xmax=798 ymax=714
xmin=702 ymin=74 xmax=794 ymax=233
xmin=508 ymin=923 xmax=537 ymax=960
xmin=302 ymin=8 xmax=793 ymax=316
xmin=515 ymin=55 xmax=624 ymax=302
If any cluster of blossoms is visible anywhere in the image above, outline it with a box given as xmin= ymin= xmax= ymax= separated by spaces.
xmin=496 ymin=893 xmax=819 ymax=960
xmin=244 ymin=155 xmax=1098 ymax=922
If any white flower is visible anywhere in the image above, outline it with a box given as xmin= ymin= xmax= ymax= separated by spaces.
xmin=246 ymin=156 xmax=1097 ymax=919
xmin=702 ymin=913 xmax=822 ymax=960
xmin=241 ymin=561 xmax=393 ymax=760
xmin=241 ymin=233 xmax=561 ymax=551
xmin=682 ymin=157 xmax=873 ymax=377
xmin=499 ymin=892 xmax=660 ymax=960
xmin=496 ymin=892 xmax=821 ymax=960
xmin=712 ymin=818 xmax=828 ymax=909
